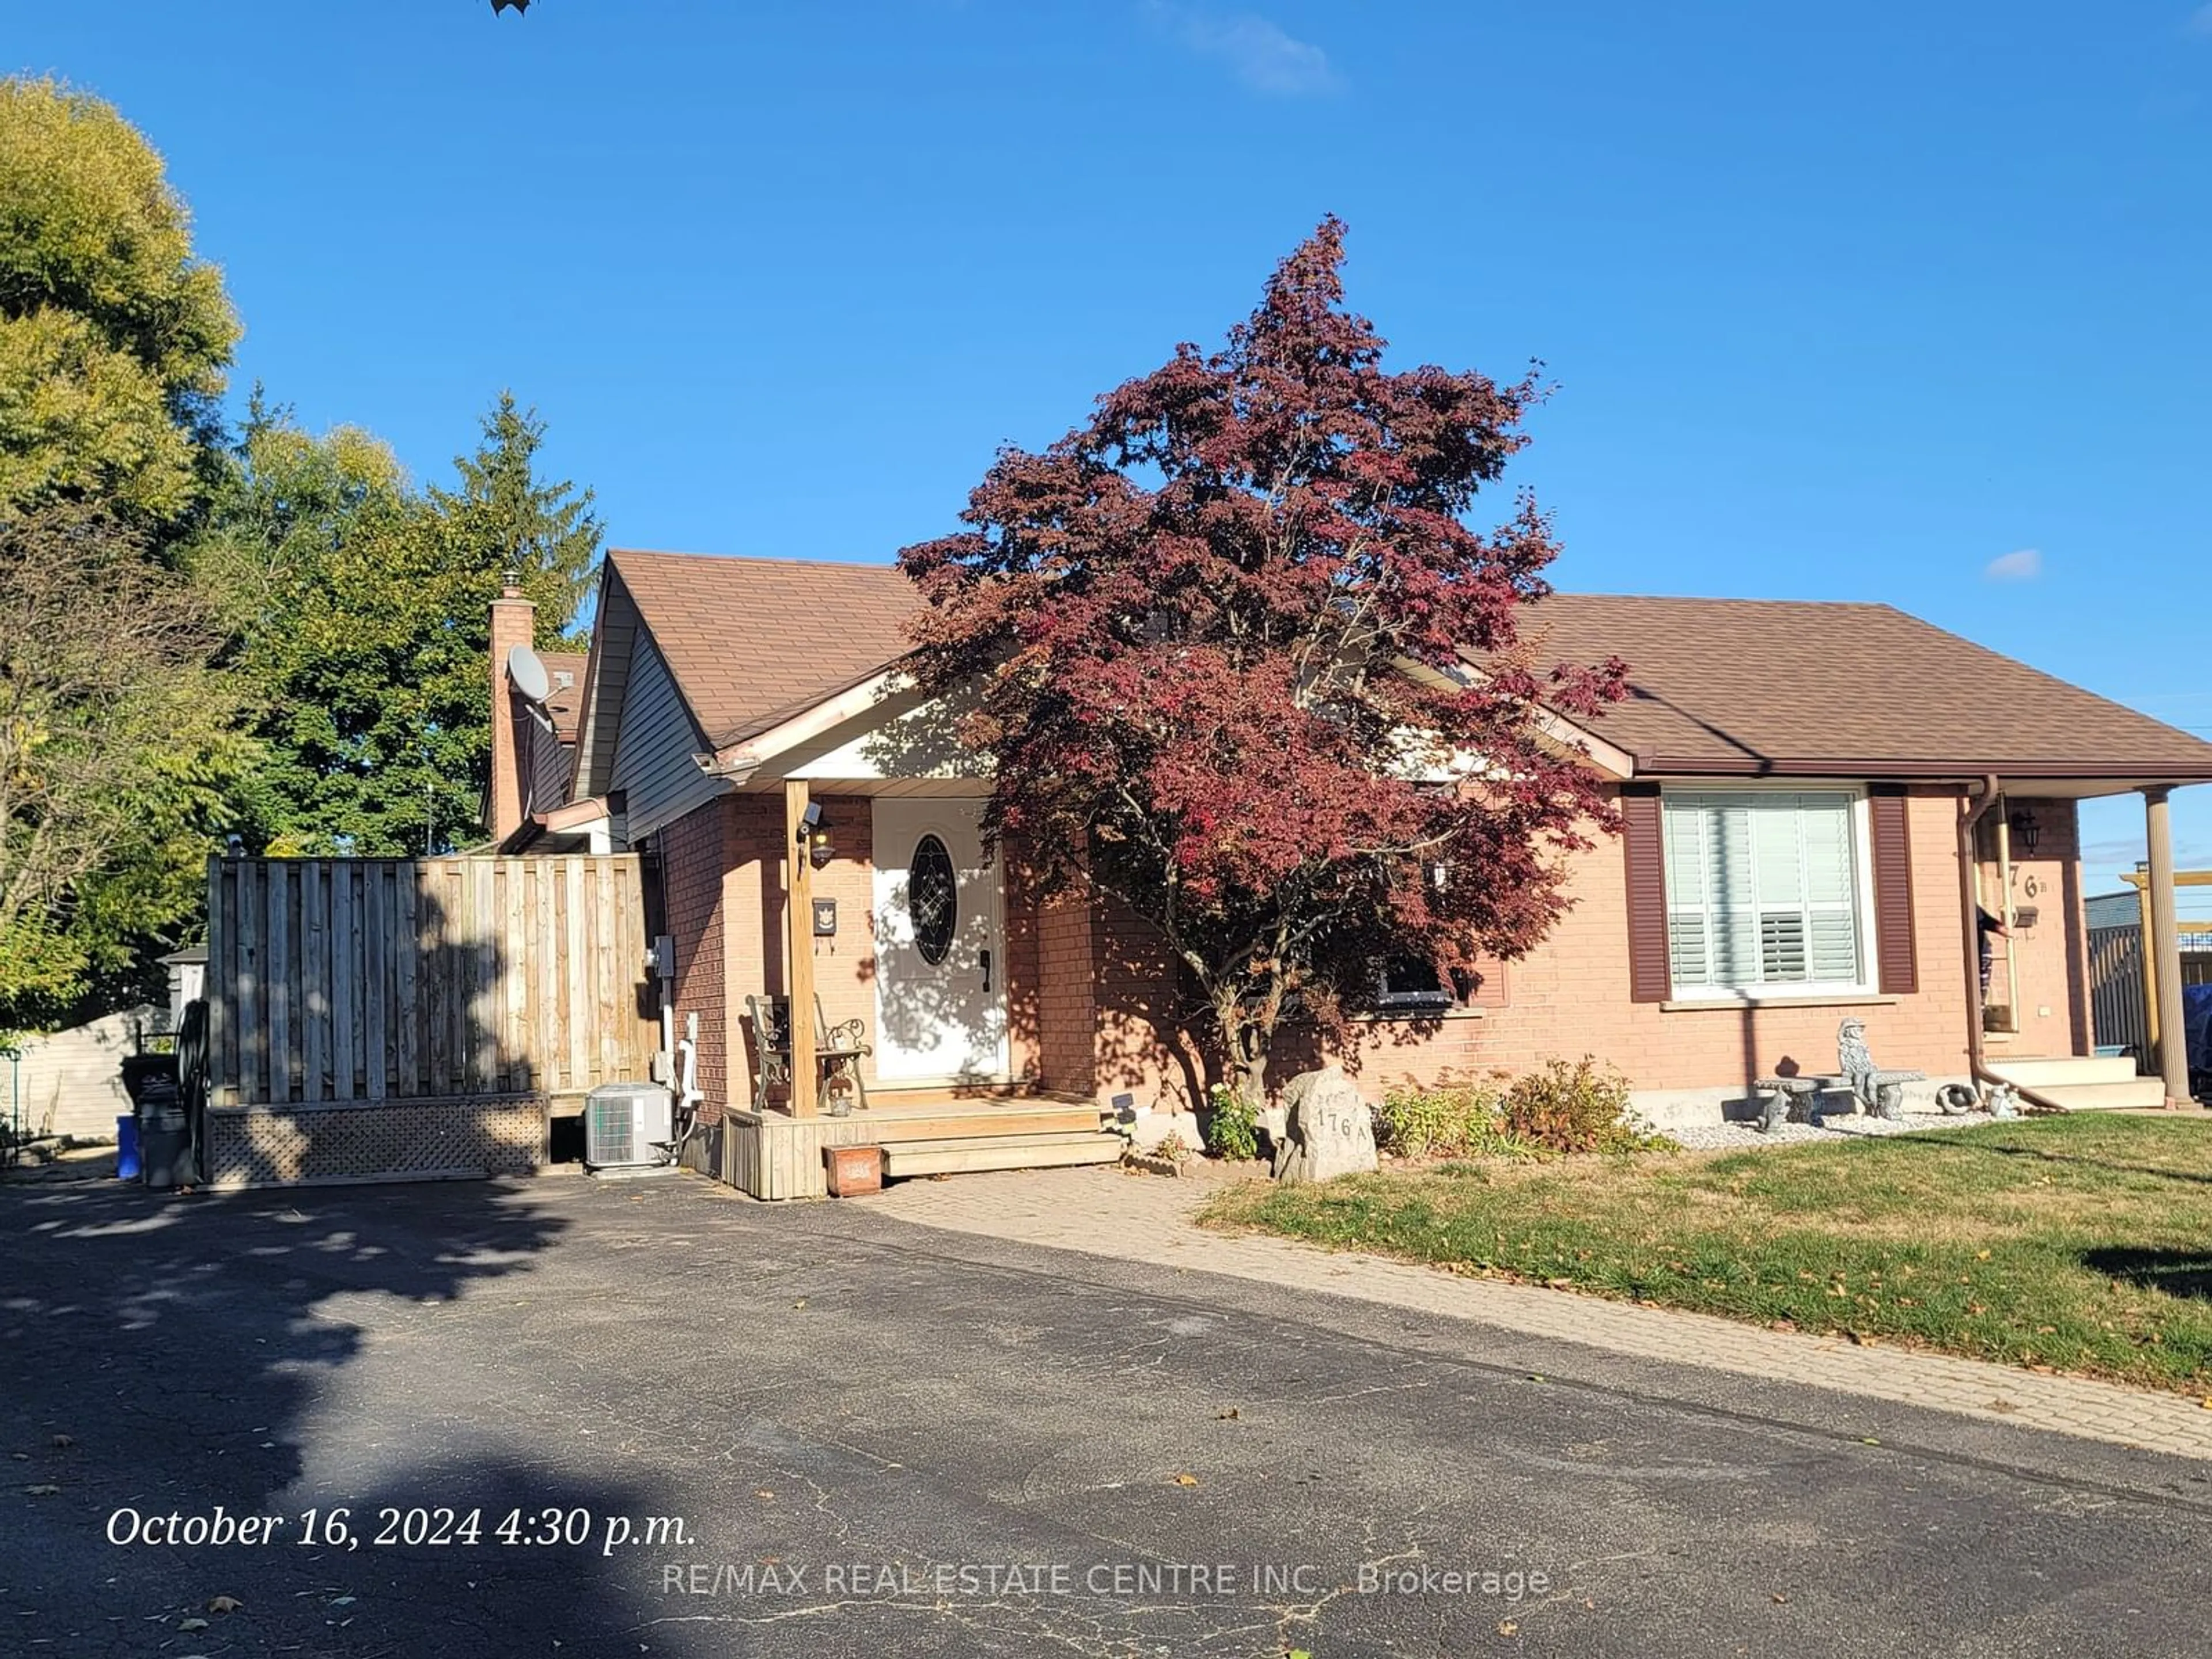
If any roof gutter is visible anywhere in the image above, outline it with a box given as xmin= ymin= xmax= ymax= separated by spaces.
xmin=1955 ymin=776 xmax=2068 ymax=1114
xmin=1391 ymin=654 xmax=1638 ymax=779
xmin=1644 ymin=755 xmax=2212 ymax=784
xmin=698 ymin=668 xmax=907 ymax=784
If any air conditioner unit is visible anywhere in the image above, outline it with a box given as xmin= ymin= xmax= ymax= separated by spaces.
xmin=585 ymin=1082 xmax=675 ymax=1169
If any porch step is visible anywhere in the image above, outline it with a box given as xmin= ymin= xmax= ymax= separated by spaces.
xmin=2021 ymin=1080 xmax=2171 ymax=1112
xmin=861 ymin=1106 xmax=1107 ymax=1143
xmin=881 ymin=1130 xmax=1124 ymax=1179
xmin=1983 ymin=1055 xmax=2142 ymax=1089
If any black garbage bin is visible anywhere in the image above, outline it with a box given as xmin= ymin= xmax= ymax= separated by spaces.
xmin=119 ymin=1052 xmax=177 ymax=1110
xmin=139 ymin=1105 xmax=194 ymax=1189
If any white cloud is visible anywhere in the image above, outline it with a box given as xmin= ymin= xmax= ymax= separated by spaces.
xmin=1154 ymin=5 xmax=1340 ymax=96
xmin=1984 ymin=547 xmax=2043 ymax=582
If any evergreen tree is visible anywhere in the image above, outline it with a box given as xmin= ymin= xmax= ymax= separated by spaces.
xmin=429 ymin=391 xmax=601 ymax=646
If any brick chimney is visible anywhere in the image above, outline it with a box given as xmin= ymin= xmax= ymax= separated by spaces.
xmin=487 ymin=574 xmax=535 ymax=844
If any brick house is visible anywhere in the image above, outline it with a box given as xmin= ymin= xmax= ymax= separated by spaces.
xmin=489 ymin=548 xmax=2212 ymax=1198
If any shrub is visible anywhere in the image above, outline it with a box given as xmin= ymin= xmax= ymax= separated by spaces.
xmin=1374 ymin=1081 xmax=1508 ymax=1158
xmin=1203 ymin=1085 xmax=1262 ymax=1161
xmin=1499 ymin=1056 xmax=1666 ymax=1154
xmin=1152 ymin=1128 xmax=1195 ymax=1166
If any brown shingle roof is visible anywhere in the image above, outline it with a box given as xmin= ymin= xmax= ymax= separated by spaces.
xmin=601 ymin=551 xmax=2212 ymax=782
xmin=608 ymin=549 xmax=919 ymax=750
xmin=1499 ymin=594 xmax=2212 ymax=779
xmin=539 ymin=652 xmax=588 ymax=743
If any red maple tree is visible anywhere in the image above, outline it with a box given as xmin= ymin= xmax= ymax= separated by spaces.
xmin=899 ymin=218 xmax=1624 ymax=1103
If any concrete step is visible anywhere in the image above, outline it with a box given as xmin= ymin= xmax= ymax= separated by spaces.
xmin=1984 ymin=1055 xmax=2143 ymax=1088
xmin=882 ymin=1131 xmax=1124 ymax=1179
xmin=2024 ymin=1080 xmax=2171 ymax=1112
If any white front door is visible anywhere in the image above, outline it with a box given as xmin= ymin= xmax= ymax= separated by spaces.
xmin=871 ymin=798 xmax=1009 ymax=1083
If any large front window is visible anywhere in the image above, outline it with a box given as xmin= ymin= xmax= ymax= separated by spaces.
xmin=1662 ymin=790 xmax=1869 ymax=996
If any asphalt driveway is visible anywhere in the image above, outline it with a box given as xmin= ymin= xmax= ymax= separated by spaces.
xmin=6 ymin=1169 xmax=2212 ymax=1657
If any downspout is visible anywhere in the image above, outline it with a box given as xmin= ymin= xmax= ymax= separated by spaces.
xmin=1957 ymin=777 xmax=2068 ymax=1113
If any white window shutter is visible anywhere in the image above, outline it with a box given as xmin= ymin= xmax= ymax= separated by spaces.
xmin=1661 ymin=790 xmax=1865 ymax=995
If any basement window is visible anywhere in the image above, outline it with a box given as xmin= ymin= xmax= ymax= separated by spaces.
xmin=1374 ymin=957 xmax=1455 ymax=1012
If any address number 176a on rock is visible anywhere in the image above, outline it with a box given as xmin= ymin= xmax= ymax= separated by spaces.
xmin=1271 ymin=1066 xmax=1378 ymax=1184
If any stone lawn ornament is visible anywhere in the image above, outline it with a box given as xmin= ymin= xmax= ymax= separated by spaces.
xmin=1934 ymin=1083 xmax=1980 ymax=1116
xmin=1837 ymin=1018 xmax=1927 ymax=1120
xmin=1983 ymin=1081 xmax=2021 ymax=1120
xmin=1271 ymin=1066 xmax=1377 ymax=1184
xmin=1749 ymin=1074 xmax=1825 ymax=1135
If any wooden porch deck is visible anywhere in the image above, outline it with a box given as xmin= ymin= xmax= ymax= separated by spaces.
xmin=707 ymin=1094 xmax=1120 ymax=1199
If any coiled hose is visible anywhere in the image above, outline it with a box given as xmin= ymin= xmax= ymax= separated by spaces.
xmin=175 ymin=998 xmax=209 ymax=1180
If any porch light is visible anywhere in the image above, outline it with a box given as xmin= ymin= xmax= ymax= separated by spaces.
xmin=796 ymin=802 xmax=835 ymax=868
xmin=2007 ymin=809 xmax=2041 ymax=858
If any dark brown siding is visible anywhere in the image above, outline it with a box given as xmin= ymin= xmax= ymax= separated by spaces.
xmin=1621 ymin=786 xmax=1671 ymax=1003
xmin=1869 ymin=786 xmax=1918 ymax=994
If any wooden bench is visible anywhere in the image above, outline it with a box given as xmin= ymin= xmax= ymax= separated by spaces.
xmin=746 ymin=995 xmax=870 ymax=1116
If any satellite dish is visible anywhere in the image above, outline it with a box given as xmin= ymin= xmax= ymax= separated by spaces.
xmin=507 ymin=644 xmax=552 ymax=704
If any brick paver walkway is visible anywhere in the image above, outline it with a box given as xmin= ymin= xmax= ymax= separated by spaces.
xmin=867 ymin=1163 xmax=2212 ymax=1461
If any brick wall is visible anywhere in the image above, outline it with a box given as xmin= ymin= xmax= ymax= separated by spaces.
xmin=1035 ymin=881 xmax=1097 ymax=1095
xmin=1092 ymin=891 xmax=1197 ymax=1110
xmin=1060 ymin=786 xmax=2043 ymax=1108
xmin=670 ymin=783 xmax=2072 ymax=1119
xmin=658 ymin=800 xmax=729 ymax=1120
xmin=1000 ymin=836 xmax=1046 ymax=1086
xmin=1980 ymin=797 xmax=2089 ymax=1058
xmin=720 ymin=793 xmax=786 ymax=1111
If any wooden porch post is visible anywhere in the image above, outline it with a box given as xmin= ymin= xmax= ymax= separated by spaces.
xmin=2144 ymin=786 xmax=2191 ymax=1108
xmin=785 ymin=779 xmax=817 ymax=1117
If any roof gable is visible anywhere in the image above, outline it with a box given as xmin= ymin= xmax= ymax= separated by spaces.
xmin=607 ymin=548 xmax=918 ymax=752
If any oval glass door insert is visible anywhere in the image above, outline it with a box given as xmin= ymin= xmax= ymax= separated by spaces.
xmin=910 ymin=834 xmax=957 ymax=965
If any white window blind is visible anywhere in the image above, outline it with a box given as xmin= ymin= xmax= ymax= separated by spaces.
xmin=1662 ymin=791 xmax=1864 ymax=993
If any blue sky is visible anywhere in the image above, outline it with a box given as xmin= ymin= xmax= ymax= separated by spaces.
xmin=14 ymin=1 xmax=2212 ymax=900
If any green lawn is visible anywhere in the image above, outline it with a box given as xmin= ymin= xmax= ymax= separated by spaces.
xmin=1202 ymin=1116 xmax=2212 ymax=1392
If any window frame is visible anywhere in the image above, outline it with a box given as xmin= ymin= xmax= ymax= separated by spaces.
xmin=1658 ymin=782 xmax=1880 ymax=1004
xmin=1373 ymin=956 xmax=1456 ymax=1013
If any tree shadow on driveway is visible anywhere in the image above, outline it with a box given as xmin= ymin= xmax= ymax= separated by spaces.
xmin=0 ymin=1175 xmax=703 ymax=1657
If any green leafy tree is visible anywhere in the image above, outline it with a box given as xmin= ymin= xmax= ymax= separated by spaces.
xmin=0 ymin=78 xmax=247 ymax=1026
xmin=194 ymin=396 xmax=599 ymax=855
xmin=0 ymin=76 xmax=239 ymax=525
xmin=0 ymin=507 xmax=249 ymax=1027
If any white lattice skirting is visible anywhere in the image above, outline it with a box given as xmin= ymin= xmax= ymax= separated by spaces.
xmin=203 ymin=1096 xmax=546 ymax=1188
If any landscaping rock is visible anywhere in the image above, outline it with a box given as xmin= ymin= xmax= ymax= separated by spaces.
xmin=1271 ymin=1066 xmax=1376 ymax=1184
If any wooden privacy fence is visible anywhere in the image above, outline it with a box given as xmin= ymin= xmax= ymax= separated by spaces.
xmin=202 ymin=856 xmax=657 ymax=1187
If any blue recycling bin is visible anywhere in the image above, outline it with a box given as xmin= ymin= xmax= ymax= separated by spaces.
xmin=115 ymin=1113 xmax=141 ymax=1180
